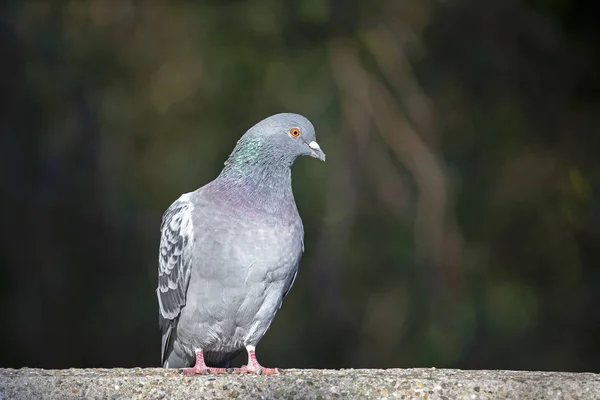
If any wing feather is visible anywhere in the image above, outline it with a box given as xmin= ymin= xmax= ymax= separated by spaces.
xmin=157 ymin=194 xmax=195 ymax=366
xmin=157 ymin=195 xmax=194 ymax=321
xmin=280 ymin=232 xmax=304 ymax=306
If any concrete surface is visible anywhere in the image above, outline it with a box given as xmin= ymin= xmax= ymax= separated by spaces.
xmin=1 ymin=367 xmax=599 ymax=399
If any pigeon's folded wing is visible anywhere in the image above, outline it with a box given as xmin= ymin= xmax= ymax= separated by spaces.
xmin=280 ymin=234 xmax=303 ymax=306
xmin=157 ymin=196 xmax=195 ymax=321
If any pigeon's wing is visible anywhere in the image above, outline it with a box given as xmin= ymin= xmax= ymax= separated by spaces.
xmin=280 ymin=232 xmax=304 ymax=305
xmin=157 ymin=196 xmax=195 ymax=319
xmin=157 ymin=194 xmax=195 ymax=364
xmin=280 ymin=265 xmax=299 ymax=305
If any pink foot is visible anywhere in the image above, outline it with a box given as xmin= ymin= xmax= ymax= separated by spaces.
xmin=233 ymin=347 xmax=279 ymax=375
xmin=182 ymin=349 xmax=227 ymax=375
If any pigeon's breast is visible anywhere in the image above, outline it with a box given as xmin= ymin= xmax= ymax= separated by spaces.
xmin=217 ymin=212 xmax=303 ymax=293
xmin=193 ymin=192 xmax=304 ymax=279
xmin=238 ymin=216 xmax=302 ymax=267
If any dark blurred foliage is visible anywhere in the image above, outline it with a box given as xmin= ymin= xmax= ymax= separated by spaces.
xmin=1 ymin=0 xmax=599 ymax=372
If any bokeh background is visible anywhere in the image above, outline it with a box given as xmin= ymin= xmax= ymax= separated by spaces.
xmin=1 ymin=0 xmax=599 ymax=372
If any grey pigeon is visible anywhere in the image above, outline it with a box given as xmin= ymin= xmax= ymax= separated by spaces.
xmin=157 ymin=113 xmax=325 ymax=375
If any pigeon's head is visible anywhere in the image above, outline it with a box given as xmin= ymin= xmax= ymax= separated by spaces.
xmin=240 ymin=113 xmax=326 ymax=166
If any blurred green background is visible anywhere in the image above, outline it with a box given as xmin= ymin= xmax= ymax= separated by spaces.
xmin=1 ymin=0 xmax=599 ymax=372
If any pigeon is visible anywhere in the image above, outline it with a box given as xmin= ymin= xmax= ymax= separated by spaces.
xmin=157 ymin=113 xmax=325 ymax=375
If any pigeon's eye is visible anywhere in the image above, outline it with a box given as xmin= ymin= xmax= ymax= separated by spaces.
xmin=289 ymin=127 xmax=301 ymax=138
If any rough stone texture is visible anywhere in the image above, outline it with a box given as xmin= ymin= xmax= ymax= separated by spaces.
xmin=0 ymin=367 xmax=599 ymax=400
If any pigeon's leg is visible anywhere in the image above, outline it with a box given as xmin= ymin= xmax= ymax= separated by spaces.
xmin=182 ymin=349 xmax=227 ymax=375
xmin=234 ymin=345 xmax=279 ymax=375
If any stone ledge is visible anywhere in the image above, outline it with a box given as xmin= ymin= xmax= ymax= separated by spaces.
xmin=1 ymin=367 xmax=598 ymax=400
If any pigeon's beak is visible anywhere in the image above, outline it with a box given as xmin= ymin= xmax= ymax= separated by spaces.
xmin=307 ymin=141 xmax=326 ymax=162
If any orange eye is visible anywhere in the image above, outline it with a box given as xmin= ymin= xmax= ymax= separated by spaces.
xmin=289 ymin=127 xmax=301 ymax=138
